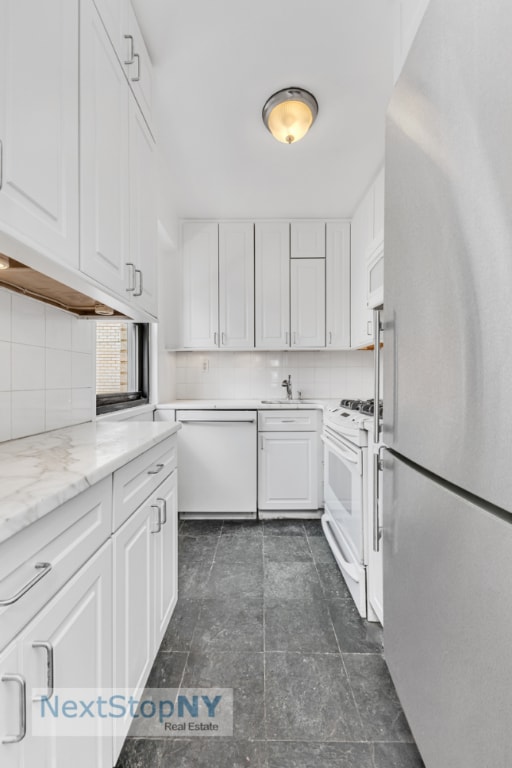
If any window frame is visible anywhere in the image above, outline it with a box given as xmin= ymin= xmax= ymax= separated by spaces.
xmin=96 ymin=322 xmax=150 ymax=415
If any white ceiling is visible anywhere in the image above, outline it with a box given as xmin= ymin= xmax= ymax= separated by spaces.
xmin=132 ymin=0 xmax=396 ymax=220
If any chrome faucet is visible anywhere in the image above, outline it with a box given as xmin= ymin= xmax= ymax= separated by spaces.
xmin=281 ymin=374 xmax=292 ymax=400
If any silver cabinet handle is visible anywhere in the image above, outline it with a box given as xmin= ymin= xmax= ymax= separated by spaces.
xmin=0 ymin=562 xmax=52 ymax=606
xmin=293 ymin=332 xmax=297 ymax=345
xmin=124 ymin=34 xmax=135 ymax=65
xmin=285 ymin=331 xmax=289 ymax=346
xmin=134 ymin=269 xmax=143 ymax=297
xmin=156 ymin=497 xmax=167 ymax=525
xmin=147 ymin=463 xmax=164 ymax=475
xmin=125 ymin=262 xmax=136 ymax=292
xmin=367 ymin=320 xmax=373 ymax=336
xmin=280 ymin=418 xmax=297 ymax=423
xmin=151 ymin=504 xmax=161 ymax=534
xmin=32 ymin=642 xmax=54 ymax=702
xmin=0 ymin=139 xmax=3 ymax=191
xmin=131 ymin=53 xmax=141 ymax=82
xmin=221 ymin=332 xmax=226 ymax=346
xmin=260 ymin=436 xmax=264 ymax=450
xmin=328 ymin=331 xmax=333 ymax=345
xmin=213 ymin=331 xmax=218 ymax=346
xmin=1 ymin=674 xmax=26 ymax=744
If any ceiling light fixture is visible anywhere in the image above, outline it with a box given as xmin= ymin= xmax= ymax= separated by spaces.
xmin=262 ymin=87 xmax=318 ymax=145
xmin=0 ymin=255 xmax=10 ymax=270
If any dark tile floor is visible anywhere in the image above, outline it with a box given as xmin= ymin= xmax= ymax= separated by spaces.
xmin=116 ymin=520 xmax=425 ymax=768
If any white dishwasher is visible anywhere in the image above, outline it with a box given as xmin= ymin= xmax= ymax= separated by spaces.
xmin=176 ymin=410 xmax=257 ymax=518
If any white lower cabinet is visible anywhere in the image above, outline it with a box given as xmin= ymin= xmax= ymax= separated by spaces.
xmin=152 ymin=471 xmax=178 ymax=649
xmin=113 ymin=500 xmax=153 ymax=759
xmin=112 ymin=466 xmax=178 ymax=762
xmin=258 ymin=410 xmax=320 ymax=512
xmin=0 ymin=435 xmax=179 ymax=768
xmin=0 ymin=543 xmax=113 ymax=768
xmin=259 ymin=432 xmax=318 ymax=510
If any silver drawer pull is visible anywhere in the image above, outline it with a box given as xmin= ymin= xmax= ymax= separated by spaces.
xmin=147 ymin=463 xmax=164 ymax=475
xmin=156 ymin=498 xmax=167 ymax=525
xmin=280 ymin=419 xmax=297 ymax=423
xmin=151 ymin=504 xmax=162 ymax=534
xmin=32 ymin=642 xmax=54 ymax=702
xmin=0 ymin=562 xmax=52 ymax=606
xmin=1 ymin=674 xmax=26 ymax=744
xmin=124 ymin=34 xmax=134 ymax=65
xmin=131 ymin=52 xmax=141 ymax=82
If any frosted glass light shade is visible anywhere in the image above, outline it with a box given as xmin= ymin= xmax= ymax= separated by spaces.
xmin=262 ymin=88 xmax=318 ymax=145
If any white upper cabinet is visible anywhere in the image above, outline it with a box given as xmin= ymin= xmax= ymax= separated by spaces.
xmin=351 ymin=168 xmax=385 ymax=347
xmin=255 ymin=221 xmax=290 ymax=349
xmin=219 ymin=222 xmax=254 ymax=349
xmin=291 ymin=258 xmax=325 ymax=348
xmin=124 ymin=2 xmax=153 ymax=133
xmin=290 ymin=221 xmax=325 ymax=259
xmin=80 ymin=0 xmax=130 ymax=298
xmin=128 ymin=96 xmax=157 ymax=316
xmin=0 ymin=0 xmax=79 ymax=267
xmin=326 ymin=221 xmax=351 ymax=349
xmin=182 ymin=222 xmax=219 ymax=348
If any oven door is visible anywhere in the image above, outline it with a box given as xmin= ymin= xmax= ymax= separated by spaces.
xmin=322 ymin=426 xmax=364 ymax=562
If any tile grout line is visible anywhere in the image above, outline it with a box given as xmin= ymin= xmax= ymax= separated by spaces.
xmin=262 ymin=523 xmax=268 ymax=746
xmin=305 ymin=527 xmax=367 ymax=735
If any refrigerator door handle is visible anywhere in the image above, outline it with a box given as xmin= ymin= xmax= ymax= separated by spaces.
xmin=373 ymin=308 xmax=382 ymax=444
xmin=373 ymin=445 xmax=387 ymax=552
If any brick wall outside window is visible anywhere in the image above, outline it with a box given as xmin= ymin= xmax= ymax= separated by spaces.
xmin=96 ymin=322 xmax=129 ymax=394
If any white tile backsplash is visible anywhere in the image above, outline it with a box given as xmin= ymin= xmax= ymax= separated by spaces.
xmin=0 ymin=289 xmax=95 ymax=442
xmin=11 ymin=294 xmax=45 ymax=346
xmin=12 ymin=390 xmax=46 ymax=439
xmin=169 ymin=349 xmax=374 ymax=401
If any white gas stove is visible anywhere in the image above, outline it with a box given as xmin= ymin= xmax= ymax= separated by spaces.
xmin=321 ymin=397 xmax=382 ymax=619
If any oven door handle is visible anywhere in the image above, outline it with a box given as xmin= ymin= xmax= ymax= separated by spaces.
xmin=321 ymin=434 xmax=362 ymax=475
xmin=321 ymin=518 xmax=361 ymax=584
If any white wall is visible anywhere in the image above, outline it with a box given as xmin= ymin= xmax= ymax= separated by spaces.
xmin=171 ymin=350 xmax=374 ymax=401
xmin=0 ymin=289 xmax=95 ymax=441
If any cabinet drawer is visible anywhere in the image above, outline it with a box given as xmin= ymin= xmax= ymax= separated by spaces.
xmin=258 ymin=410 xmax=320 ymax=432
xmin=0 ymin=477 xmax=112 ymax=652
xmin=113 ymin=436 xmax=177 ymax=530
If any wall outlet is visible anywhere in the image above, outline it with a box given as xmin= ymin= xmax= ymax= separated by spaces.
xmin=201 ymin=358 xmax=209 ymax=373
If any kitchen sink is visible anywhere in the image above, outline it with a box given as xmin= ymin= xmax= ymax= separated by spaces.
xmin=260 ymin=399 xmax=317 ymax=405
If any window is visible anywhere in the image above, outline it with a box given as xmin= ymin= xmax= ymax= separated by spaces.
xmin=96 ymin=322 xmax=149 ymax=414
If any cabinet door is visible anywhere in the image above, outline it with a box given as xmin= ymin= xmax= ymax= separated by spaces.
xmin=255 ymin=222 xmax=290 ymax=348
xmin=290 ymin=258 xmax=325 ymax=348
xmin=350 ymin=186 xmax=374 ymax=347
xmin=182 ymin=222 xmax=219 ymax=348
xmin=0 ymin=641 xmax=23 ymax=768
xmin=258 ymin=432 xmax=318 ymax=510
xmin=113 ymin=502 xmax=154 ymax=758
xmin=0 ymin=0 xmax=79 ymax=266
xmin=326 ymin=222 xmax=350 ymax=349
xmin=91 ymin=0 xmax=126 ymax=64
xmin=219 ymin=222 xmax=254 ymax=349
xmin=125 ymin=1 xmax=153 ymax=133
xmin=129 ymin=96 xmax=157 ymax=317
xmin=152 ymin=471 xmax=178 ymax=653
xmin=290 ymin=221 xmax=325 ymax=259
xmin=23 ymin=543 xmax=112 ymax=768
xmin=80 ymin=0 xmax=130 ymax=298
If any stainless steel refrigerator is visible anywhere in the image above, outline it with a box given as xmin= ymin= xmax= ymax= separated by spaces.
xmin=383 ymin=1 xmax=512 ymax=766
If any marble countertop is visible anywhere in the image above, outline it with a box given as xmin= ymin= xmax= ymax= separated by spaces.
xmin=0 ymin=420 xmax=180 ymax=546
